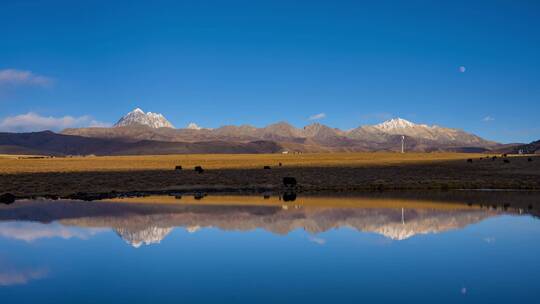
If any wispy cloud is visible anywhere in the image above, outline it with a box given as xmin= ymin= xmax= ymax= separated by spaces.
xmin=0 ymin=112 xmax=111 ymax=132
xmin=0 ymin=69 xmax=53 ymax=87
xmin=308 ymin=113 xmax=326 ymax=120
xmin=482 ymin=116 xmax=495 ymax=122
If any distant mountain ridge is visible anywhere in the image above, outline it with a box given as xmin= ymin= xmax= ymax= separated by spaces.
xmin=61 ymin=109 xmax=501 ymax=153
xmin=0 ymin=108 xmax=516 ymax=155
xmin=0 ymin=131 xmax=281 ymax=156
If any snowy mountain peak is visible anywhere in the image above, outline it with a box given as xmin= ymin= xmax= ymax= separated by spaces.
xmin=187 ymin=122 xmax=202 ymax=130
xmin=375 ymin=118 xmax=418 ymax=130
xmin=114 ymin=108 xmax=174 ymax=129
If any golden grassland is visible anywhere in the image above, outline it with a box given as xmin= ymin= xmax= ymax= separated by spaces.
xmin=104 ymin=194 xmax=483 ymax=210
xmin=0 ymin=152 xmax=539 ymax=197
xmin=0 ymin=152 xmax=486 ymax=174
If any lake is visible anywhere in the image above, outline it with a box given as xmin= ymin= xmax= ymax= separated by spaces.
xmin=1 ymin=192 xmax=539 ymax=303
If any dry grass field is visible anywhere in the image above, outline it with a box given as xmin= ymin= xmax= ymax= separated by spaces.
xmin=1 ymin=152 xmax=539 ymax=197
xmin=0 ymin=152 xmax=488 ymax=173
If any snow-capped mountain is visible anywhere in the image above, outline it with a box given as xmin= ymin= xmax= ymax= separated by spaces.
xmin=186 ymin=122 xmax=202 ymax=130
xmin=114 ymin=108 xmax=174 ymax=129
xmin=356 ymin=117 xmax=493 ymax=146
xmin=374 ymin=118 xmax=424 ymax=131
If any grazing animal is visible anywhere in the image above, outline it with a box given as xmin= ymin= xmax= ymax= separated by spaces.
xmin=283 ymin=177 xmax=297 ymax=187
xmin=278 ymin=162 xmax=283 ymax=167
xmin=467 ymin=159 xmax=473 ymax=163
xmin=263 ymin=166 xmax=271 ymax=170
xmin=194 ymin=166 xmax=204 ymax=173
xmin=0 ymin=193 xmax=16 ymax=205
xmin=282 ymin=192 xmax=297 ymax=202
xmin=503 ymin=159 xmax=510 ymax=163
xmin=528 ymin=158 xmax=533 ymax=162
xmin=175 ymin=165 xmax=183 ymax=170
xmin=194 ymin=193 xmax=206 ymax=200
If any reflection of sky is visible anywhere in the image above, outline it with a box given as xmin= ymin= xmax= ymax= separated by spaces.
xmin=0 ymin=221 xmax=106 ymax=242
xmin=0 ymin=216 xmax=539 ymax=303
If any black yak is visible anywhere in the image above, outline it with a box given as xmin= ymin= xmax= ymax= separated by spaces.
xmin=283 ymin=177 xmax=297 ymax=187
xmin=194 ymin=166 xmax=204 ymax=173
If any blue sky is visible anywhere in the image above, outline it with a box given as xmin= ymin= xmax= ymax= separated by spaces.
xmin=0 ymin=0 xmax=539 ymax=143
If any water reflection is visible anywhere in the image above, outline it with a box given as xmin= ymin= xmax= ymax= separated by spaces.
xmin=0 ymin=192 xmax=537 ymax=247
xmin=0 ymin=268 xmax=48 ymax=286
xmin=0 ymin=221 xmax=105 ymax=242
xmin=1 ymin=193 xmax=539 ymax=303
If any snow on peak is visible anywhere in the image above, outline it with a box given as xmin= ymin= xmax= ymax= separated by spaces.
xmin=187 ymin=122 xmax=202 ymax=130
xmin=375 ymin=118 xmax=417 ymax=130
xmin=114 ymin=108 xmax=174 ymax=129
xmin=115 ymin=226 xmax=173 ymax=248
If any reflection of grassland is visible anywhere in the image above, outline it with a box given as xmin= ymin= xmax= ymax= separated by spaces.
xmin=0 ymin=152 xmax=484 ymax=173
xmin=105 ymin=195 xmax=482 ymax=210
xmin=0 ymin=153 xmax=539 ymax=196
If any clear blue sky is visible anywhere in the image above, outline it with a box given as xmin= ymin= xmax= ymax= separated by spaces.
xmin=1 ymin=0 xmax=539 ymax=143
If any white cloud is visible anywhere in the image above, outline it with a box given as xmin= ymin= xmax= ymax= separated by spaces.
xmin=0 ymin=112 xmax=111 ymax=132
xmin=308 ymin=113 xmax=326 ymax=120
xmin=482 ymin=116 xmax=495 ymax=122
xmin=0 ymin=69 xmax=53 ymax=87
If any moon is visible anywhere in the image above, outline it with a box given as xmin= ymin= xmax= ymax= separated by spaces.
xmin=459 ymin=66 xmax=466 ymax=73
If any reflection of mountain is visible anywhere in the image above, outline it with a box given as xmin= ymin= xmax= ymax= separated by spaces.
xmin=0 ymin=195 xmax=530 ymax=247
xmin=115 ymin=226 xmax=173 ymax=248
xmin=57 ymin=205 xmax=501 ymax=244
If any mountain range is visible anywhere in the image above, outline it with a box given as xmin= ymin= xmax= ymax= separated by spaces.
xmin=0 ymin=108 xmax=531 ymax=155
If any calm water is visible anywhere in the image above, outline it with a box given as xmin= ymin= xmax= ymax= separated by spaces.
xmin=1 ymin=193 xmax=539 ymax=303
